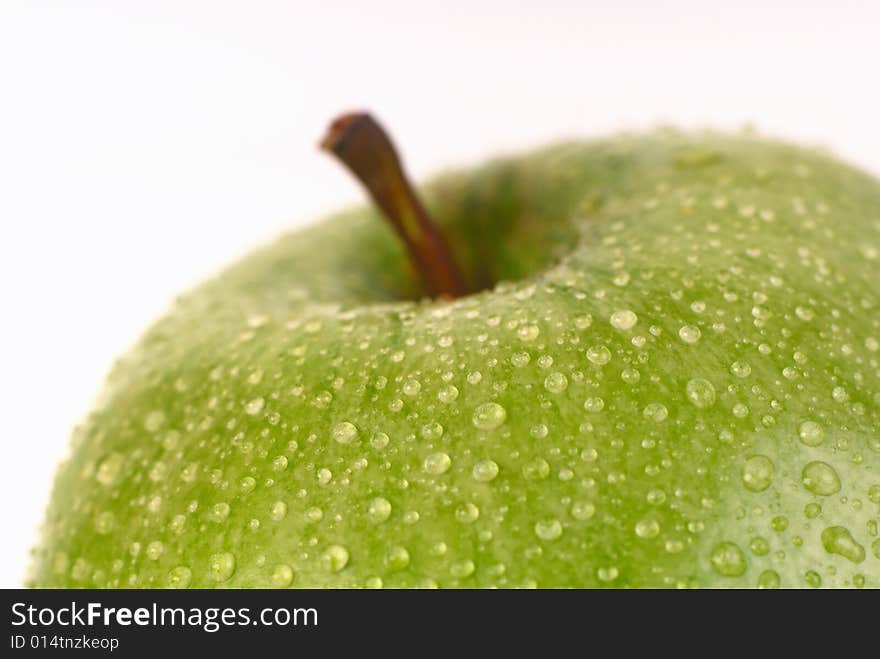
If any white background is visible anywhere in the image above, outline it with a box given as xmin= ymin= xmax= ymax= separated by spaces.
xmin=1 ymin=0 xmax=878 ymax=587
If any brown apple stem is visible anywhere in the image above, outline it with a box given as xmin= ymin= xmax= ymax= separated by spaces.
xmin=320 ymin=112 xmax=467 ymax=299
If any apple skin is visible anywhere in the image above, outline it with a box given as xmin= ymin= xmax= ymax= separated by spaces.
xmin=30 ymin=130 xmax=880 ymax=588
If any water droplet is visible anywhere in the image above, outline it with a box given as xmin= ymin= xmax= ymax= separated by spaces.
xmin=642 ymin=403 xmax=669 ymax=422
xmin=749 ymin=537 xmax=770 ymax=556
xmin=272 ymin=455 xmax=288 ymax=472
xmin=586 ymin=345 xmax=612 ymax=365
xmin=244 ymin=397 xmax=265 ymax=415
xmin=610 ymin=309 xmax=638 ymax=331
xmin=322 ymin=545 xmax=350 ymax=573
xmin=530 ymin=423 xmax=549 ymax=439
xmin=367 ymin=497 xmax=392 ymax=523
xmin=709 ymin=542 xmax=747 ymax=577
xmin=646 ymin=488 xmax=667 ymax=505
xmin=94 ymin=511 xmax=115 ymax=534
xmin=438 ymin=385 xmax=459 ymax=403
xmin=208 ymin=552 xmax=236 ymax=582
xmin=472 ymin=402 xmax=507 ymax=430
xmin=685 ymin=378 xmax=716 ymax=409
xmin=144 ymin=410 xmax=165 ymax=432
xmin=583 ymin=397 xmax=605 ymax=413
xmin=331 ymin=421 xmax=358 ymax=444
xmin=868 ymin=485 xmax=880 ymax=504
xmin=511 ymin=351 xmax=531 ymax=367
xmin=450 ymin=560 xmax=475 ymax=578
xmin=271 ymin=564 xmax=294 ymax=587
xmin=804 ymin=502 xmax=822 ymax=519
xmin=534 ymin=519 xmax=563 ymax=541
xmin=635 ymin=519 xmax=660 ymax=539
xmin=798 ymin=421 xmax=825 ymax=447
xmin=802 ymin=461 xmax=841 ymax=496
xmin=621 ymin=367 xmax=640 ymax=384
xmin=166 ymin=566 xmax=192 ymax=588
xmin=209 ymin=502 xmax=230 ymax=523
xmin=420 ymin=421 xmax=443 ymax=441
xmin=270 ymin=501 xmax=288 ymax=522
xmin=543 ymin=372 xmax=568 ymax=393
xmin=757 ymin=570 xmax=780 ymax=589
xmin=742 ymin=455 xmax=776 ymax=492
xmin=472 ymin=459 xmax=499 ymax=482
xmin=96 ymin=453 xmax=124 ymax=486
xmin=384 ymin=546 xmax=411 ymax=571
xmin=575 ymin=314 xmax=593 ymax=329
xmin=596 ymin=566 xmax=619 ymax=583
xmin=456 ymin=502 xmax=480 ymax=524
xmin=370 ymin=432 xmax=390 ymax=450
xmin=423 ymin=452 xmax=452 ymax=475
xmin=146 ymin=541 xmax=164 ymax=560
xmin=305 ymin=506 xmax=323 ymax=522
xmin=317 ymin=468 xmax=332 ymax=484
xmin=678 ymin=325 xmax=702 ymax=344
xmin=821 ymin=526 xmax=865 ymax=563
xmin=523 ymin=458 xmax=551 ymax=480
xmin=571 ymin=501 xmax=596 ymax=520
xmin=730 ymin=360 xmax=752 ymax=378
xmin=518 ymin=324 xmax=540 ymax=341
xmin=402 ymin=378 xmax=422 ymax=396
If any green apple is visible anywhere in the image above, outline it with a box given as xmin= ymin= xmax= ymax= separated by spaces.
xmin=30 ymin=117 xmax=880 ymax=589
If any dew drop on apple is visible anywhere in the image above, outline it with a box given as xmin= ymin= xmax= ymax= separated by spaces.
xmin=450 ymin=559 xmax=475 ymax=578
xmin=317 ymin=468 xmax=332 ymax=484
xmin=240 ymin=476 xmax=256 ymax=494
xmin=741 ymin=455 xmax=775 ymax=492
xmin=270 ymin=501 xmax=288 ymax=522
xmin=621 ymin=367 xmax=640 ymax=384
xmin=472 ymin=459 xmax=499 ymax=482
xmin=543 ymin=372 xmax=568 ymax=393
xmin=642 ymin=402 xmax=669 ymax=422
xmin=868 ymin=485 xmax=880 ymax=504
xmin=586 ymin=345 xmax=612 ymax=365
xmin=208 ymin=552 xmax=236 ymax=582
xmin=610 ymin=309 xmax=638 ymax=331
xmin=530 ymin=423 xmax=549 ymax=439
xmin=367 ymin=496 xmax=392 ymax=523
xmin=322 ymin=545 xmax=350 ymax=573
xmin=370 ymin=432 xmax=390 ymax=450
xmin=583 ymin=397 xmax=605 ymax=413
xmin=518 ymin=324 xmax=540 ymax=341
xmin=244 ymin=397 xmax=265 ymax=415
xmin=730 ymin=360 xmax=752 ymax=378
xmin=798 ymin=420 xmax=825 ymax=446
xmin=709 ymin=542 xmax=747 ymax=577
xmin=467 ymin=371 xmax=483 ymax=385
xmin=596 ymin=566 xmax=619 ymax=583
xmin=95 ymin=453 xmax=124 ymax=486
xmin=523 ymin=457 xmax=551 ymax=481
xmin=472 ymin=402 xmax=507 ymax=430
xmin=534 ymin=519 xmax=563 ymax=541
xmin=456 ymin=502 xmax=480 ymax=524
xmin=271 ymin=564 xmax=294 ymax=587
xmin=646 ymin=488 xmax=667 ymax=505
xmin=166 ymin=566 xmax=192 ymax=589
xmin=802 ymin=461 xmax=841 ymax=496
xmin=685 ymin=378 xmax=716 ymax=409
xmin=570 ymin=501 xmax=596 ymax=520
xmin=385 ymin=546 xmax=411 ymax=571
xmin=305 ymin=506 xmax=323 ymax=523
xmin=678 ymin=325 xmax=702 ymax=344
xmin=423 ymin=452 xmax=452 ymax=475
xmin=511 ymin=351 xmax=531 ymax=367
xmin=749 ymin=536 xmax=770 ymax=555
xmin=272 ymin=455 xmax=288 ymax=472
xmin=209 ymin=502 xmax=230 ymax=523
xmin=437 ymin=385 xmax=459 ymax=403
xmin=146 ymin=541 xmax=164 ymax=560
xmin=757 ymin=570 xmax=780 ymax=589
xmin=821 ymin=526 xmax=865 ymax=563
xmin=402 ymin=378 xmax=422 ymax=396
xmin=420 ymin=421 xmax=444 ymax=441
xmin=331 ymin=421 xmax=358 ymax=444
xmin=635 ymin=518 xmax=660 ymax=539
